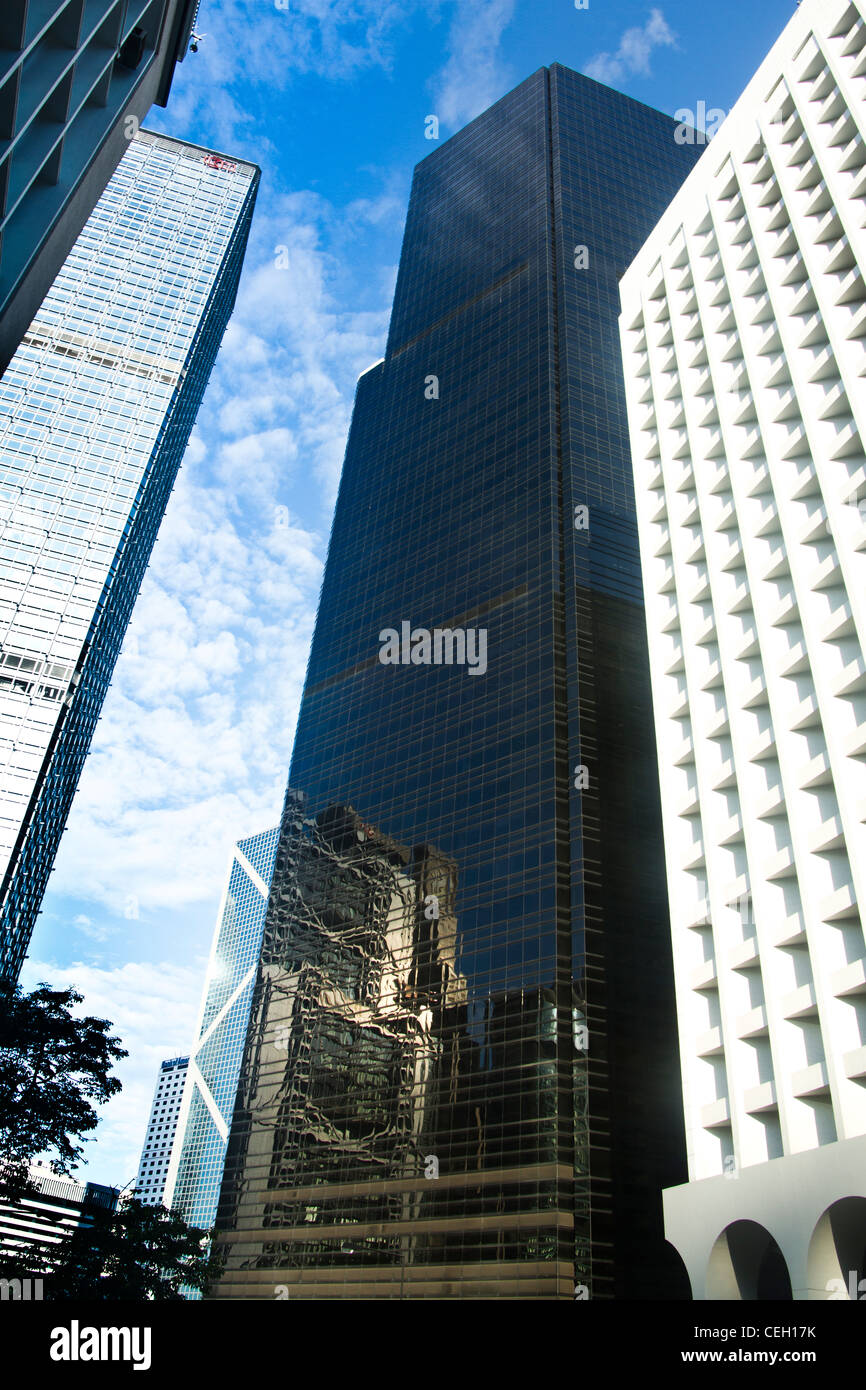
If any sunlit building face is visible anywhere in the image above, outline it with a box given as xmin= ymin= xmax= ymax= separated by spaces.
xmin=0 ymin=131 xmax=259 ymax=982
xmin=212 ymin=65 xmax=701 ymax=1301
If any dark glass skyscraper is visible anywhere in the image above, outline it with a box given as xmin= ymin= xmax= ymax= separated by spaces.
xmin=213 ymin=65 xmax=701 ymax=1300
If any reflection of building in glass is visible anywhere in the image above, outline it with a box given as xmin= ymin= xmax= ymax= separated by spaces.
xmin=218 ymin=796 xmax=587 ymax=1296
xmin=214 ymin=64 xmax=701 ymax=1300
xmin=620 ymin=0 xmax=866 ymax=1301
xmin=164 ymin=826 xmax=279 ymax=1240
xmin=0 ymin=130 xmax=259 ymax=982
xmin=219 ymin=802 xmax=458 ymax=1239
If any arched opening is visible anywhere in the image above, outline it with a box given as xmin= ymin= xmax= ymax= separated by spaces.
xmin=706 ymin=1220 xmax=792 ymax=1300
xmin=807 ymin=1197 xmax=866 ymax=1300
xmin=656 ymin=1240 xmax=692 ymax=1299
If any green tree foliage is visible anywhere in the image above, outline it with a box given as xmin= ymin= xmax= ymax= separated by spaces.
xmin=0 ymin=981 xmax=126 ymax=1200
xmin=0 ymin=1197 xmax=222 ymax=1300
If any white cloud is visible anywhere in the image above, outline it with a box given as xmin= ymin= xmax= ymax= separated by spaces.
xmin=18 ymin=957 xmax=205 ymax=1189
xmin=72 ymin=914 xmax=116 ymax=944
xmin=41 ymin=185 xmax=392 ymax=938
xmin=345 ymin=187 xmax=406 ymax=229
xmin=162 ymin=0 xmax=421 ymax=155
xmin=583 ymin=8 xmax=677 ymax=87
xmin=430 ymin=0 xmax=516 ymax=130
xmin=31 ymin=14 xmax=411 ymax=1161
xmin=222 ymin=194 xmax=393 ymax=497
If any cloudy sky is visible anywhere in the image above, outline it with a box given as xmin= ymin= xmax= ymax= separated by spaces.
xmin=20 ymin=0 xmax=795 ymax=1187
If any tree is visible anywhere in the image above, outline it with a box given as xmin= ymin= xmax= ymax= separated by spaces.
xmin=0 ymin=981 xmax=126 ymax=1197
xmin=0 ymin=1197 xmax=223 ymax=1300
xmin=38 ymin=1197 xmax=218 ymax=1299
xmin=0 ymin=982 xmax=219 ymax=1300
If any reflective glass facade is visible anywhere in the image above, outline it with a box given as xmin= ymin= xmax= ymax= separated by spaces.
xmin=213 ymin=66 xmax=701 ymax=1300
xmin=0 ymin=0 xmax=196 ymax=372
xmin=0 ymin=130 xmax=259 ymax=982
xmin=164 ymin=827 xmax=279 ymax=1245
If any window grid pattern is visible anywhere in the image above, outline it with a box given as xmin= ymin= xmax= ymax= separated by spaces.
xmin=163 ymin=827 xmax=279 ymax=1249
xmin=620 ymin=0 xmax=866 ymax=1186
xmin=0 ymin=0 xmax=187 ymax=365
xmin=213 ymin=69 xmax=698 ymax=1301
xmin=134 ymin=1056 xmax=189 ymax=1206
xmin=0 ymin=129 xmax=259 ymax=981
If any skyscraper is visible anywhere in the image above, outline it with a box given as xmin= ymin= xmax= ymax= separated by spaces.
xmin=0 ymin=0 xmax=200 ymax=374
xmin=620 ymin=0 xmax=866 ymax=1300
xmin=134 ymin=1055 xmax=189 ymax=1205
xmin=212 ymin=66 xmax=701 ymax=1301
xmin=164 ymin=826 xmax=280 ymax=1234
xmin=0 ymin=129 xmax=260 ymax=983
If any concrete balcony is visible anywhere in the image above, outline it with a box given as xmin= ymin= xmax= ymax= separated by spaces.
xmin=700 ymin=1098 xmax=731 ymax=1129
xmin=736 ymin=1004 xmax=769 ymax=1039
xmin=843 ymin=1045 xmax=866 ymax=1080
xmin=695 ymin=1026 xmax=724 ymax=1057
xmin=820 ymin=882 xmax=859 ymax=922
xmin=791 ymin=1061 xmax=830 ymax=1098
xmin=743 ymin=1080 xmax=777 ymax=1113
xmin=808 ymin=813 xmax=845 ymax=853
xmin=728 ymin=937 xmax=760 ymax=969
xmin=691 ymin=959 xmax=718 ymax=991
xmin=782 ymin=982 xmax=818 ymax=1019
xmin=830 ymin=959 xmax=866 ymax=998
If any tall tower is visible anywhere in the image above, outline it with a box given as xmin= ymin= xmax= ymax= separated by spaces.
xmin=0 ymin=0 xmax=200 ymax=374
xmin=0 ymin=130 xmax=259 ymax=982
xmin=164 ymin=826 xmax=279 ymax=1236
xmin=212 ymin=67 xmax=701 ymax=1301
xmin=134 ymin=1055 xmax=189 ymax=1205
xmin=620 ymin=0 xmax=866 ymax=1300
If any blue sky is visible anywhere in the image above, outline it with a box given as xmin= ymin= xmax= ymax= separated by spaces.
xmin=20 ymin=0 xmax=796 ymax=1187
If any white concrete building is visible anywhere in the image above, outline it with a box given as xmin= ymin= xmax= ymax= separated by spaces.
xmin=620 ymin=0 xmax=866 ymax=1300
xmin=134 ymin=1055 xmax=189 ymax=1206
